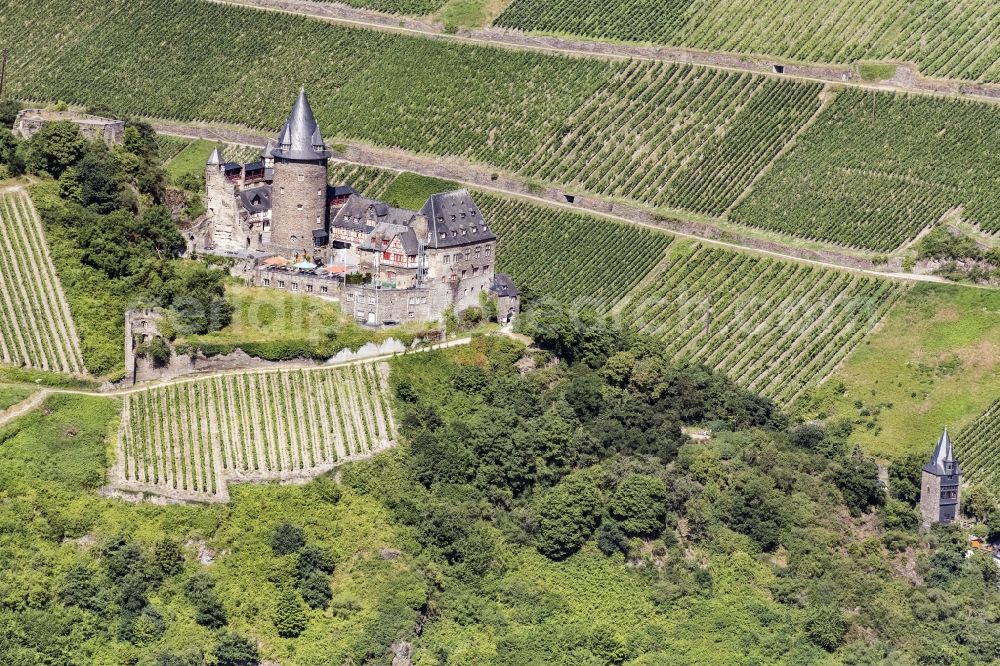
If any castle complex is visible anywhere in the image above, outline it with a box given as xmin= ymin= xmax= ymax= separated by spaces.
xmin=198 ymin=89 xmax=518 ymax=325
xmin=919 ymin=426 xmax=962 ymax=529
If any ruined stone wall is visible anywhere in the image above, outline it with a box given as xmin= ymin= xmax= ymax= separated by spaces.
xmin=14 ymin=110 xmax=125 ymax=144
xmin=204 ymin=166 xmax=241 ymax=252
xmin=270 ymin=158 xmax=328 ymax=250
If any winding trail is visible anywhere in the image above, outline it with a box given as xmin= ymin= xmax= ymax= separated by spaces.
xmin=0 ymin=336 xmax=474 ymax=429
xmin=151 ymin=119 xmax=950 ymax=286
xmin=210 ymin=0 xmax=1000 ymax=107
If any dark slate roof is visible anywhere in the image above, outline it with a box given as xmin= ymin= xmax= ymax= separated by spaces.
xmin=312 ymin=229 xmax=329 ymax=240
xmin=262 ymin=139 xmax=276 ymax=159
xmin=924 ymin=426 xmax=961 ymax=476
xmin=420 ymin=190 xmax=496 ymax=249
xmin=223 ymin=162 xmax=241 ymax=172
xmin=244 ymin=161 xmax=264 ymax=172
xmin=491 ymin=273 xmax=519 ymax=298
xmin=330 ymin=184 xmax=356 ymax=198
xmin=272 ymin=88 xmax=332 ymax=161
xmin=331 ymin=194 xmax=415 ymax=233
xmin=238 ymin=185 xmax=272 ymax=213
xmin=359 ymin=223 xmax=419 ymax=256
xmin=206 ymin=147 xmax=222 ymax=166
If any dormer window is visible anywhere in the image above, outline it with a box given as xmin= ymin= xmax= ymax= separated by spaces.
xmin=439 ymin=232 xmax=446 ymax=239
xmin=461 ymin=229 xmax=467 ymax=236
xmin=461 ymin=212 xmax=466 ymax=219
xmin=451 ymin=215 xmax=456 ymax=221
xmin=452 ymin=231 xmax=457 ymax=238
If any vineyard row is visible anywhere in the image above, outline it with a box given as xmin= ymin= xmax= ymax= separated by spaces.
xmin=112 ymin=362 xmax=396 ymax=501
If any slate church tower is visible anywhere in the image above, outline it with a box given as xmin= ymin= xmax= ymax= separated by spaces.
xmin=919 ymin=426 xmax=962 ymax=529
xmin=269 ymin=88 xmax=331 ymax=250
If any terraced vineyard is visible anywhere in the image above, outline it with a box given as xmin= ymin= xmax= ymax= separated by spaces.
xmin=328 ymin=162 xmax=399 ymax=197
xmin=495 ymin=0 xmax=1000 ymax=82
xmin=956 ymin=400 xmax=1000 ymax=488
xmin=521 ymin=62 xmax=823 ymax=215
xmin=113 ymin=362 xmax=396 ymax=501
xmin=480 ymin=195 xmax=673 ymax=308
xmin=0 ymin=190 xmax=85 ymax=374
xmin=620 ymin=244 xmax=904 ymax=404
xmin=732 ymin=89 xmax=1000 ymax=251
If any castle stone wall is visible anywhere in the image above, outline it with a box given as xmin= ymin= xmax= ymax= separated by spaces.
xmin=14 ymin=110 xmax=125 ymax=144
xmin=204 ymin=166 xmax=241 ymax=252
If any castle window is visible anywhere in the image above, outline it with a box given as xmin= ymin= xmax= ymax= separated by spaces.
xmin=316 ymin=215 xmax=321 ymax=225
xmin=317 ymin=189 xmax=322 ymax=196
xmin=454 ymin=253 xmax=461 ymax=263
xmin=409 ymin=311 xmax=415 ymax=318
xmin=461 ymin=270 xmax=467 ymax=278
xmin=475 ymin=246 xmax=481 ymax=258
xmin=320 ymin=286 xmax=328 ymax=294
xmin=461 ymin=212 xmax=466 ymax=219
xmin=368 ymin=296 xmax=376 ymax=305
xmin=297 ymin=173 xmax=305 ymax=182
xmin=278 ymin=280 xmax=285 ymax=288
xmin=464 ymin=250 xmax=470 ymax=261
xmin=483 ymin=264 xmax=489 ymax=273
xmin=297 ymin=204 xmax=303 ymax=210
xmin=347 ymin=294 xmax=354 ymax=301
xmin=291 ymin=282 xmax=299 ymax=291
xmin=263 ymin=278 xmax=271 ymax=286
xmin=485 ymin=245 xmax=492 ymax=257
xmin=305 ymin=284 xmax=313 ymax=293
xmin=473 ymin=266 xmax=479 ymax=276
xmin=280 ymin=187 xmax=285 ymax=195
xmin=443 ymin=255 xmax=450 ymax=265
xmin=439 ymin=232 xmax=446 ymax=239
xmin=421 ymin=297 xmax=427 ymax=304
xmin=452 ymin=231 xmax=458 ymax=238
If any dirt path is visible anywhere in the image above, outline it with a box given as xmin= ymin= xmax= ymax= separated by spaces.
xmin=151 ymin=119 xmax=954 ymax=286
xmin=0 ymin=336 xmax=475 ymax=429
xmin=209 ymin=0 xmax=1000 ymax=107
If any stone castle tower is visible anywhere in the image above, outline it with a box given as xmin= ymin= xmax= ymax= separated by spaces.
xmin=204 ymin=147 xmax=238 ymax=247
xmin=269 ymin=88 xmax=331 ymax=251
xmin=919 ymin=426 xmax=962 ymax=529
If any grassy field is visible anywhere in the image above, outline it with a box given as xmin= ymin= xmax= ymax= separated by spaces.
xmin=796 ymin=283 xmax=1000 ymax=460
xmin=382 ymin=172 xmax=461 ymax=210
xmin=165 ymin=139 xmax=219 ymax=185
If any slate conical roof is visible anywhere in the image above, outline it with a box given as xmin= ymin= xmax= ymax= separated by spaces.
xmin=262 ymin=139 xmax=276 ymax=159
xmin=206 ymin=147 xmax=222 ymax=166
xmin=924 ymin=426 xmax=961 ymax=476
xmin=273 ymin=87 xmax=331 ymax=161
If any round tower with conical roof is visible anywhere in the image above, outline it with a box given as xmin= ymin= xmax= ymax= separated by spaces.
xmin=270 ymin=88 xmax=331 ymax=251
xmin=919 ymin=426 xmax=962 ymax=529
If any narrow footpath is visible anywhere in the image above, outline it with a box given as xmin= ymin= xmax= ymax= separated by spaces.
xmin=0 ymin=336 xmax=474 ymax=428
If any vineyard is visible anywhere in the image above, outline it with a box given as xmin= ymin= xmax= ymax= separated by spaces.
xmin=325 ymin=0 xmax=447 ymax=14
xmin=0 ymin=190 xmax=85 ymax=375
xmin=112 ymin=362 xmax=396 ymax=501
xmin=732 ymin=89 xmax=1000 ymax=251
xmin=494 ymin=0 xmax=1000 ymax=82
xmin=956 ymin=399 xmax=1000 ymax=489
xmin=620 ymin=243 xmax=904 ymax=404
xmin=327 ymin=162 xmax=399 ymax=197
xmin=520 ymin=62 xmax=822 ymax=215
xmin=479 ymin=194 xmax=672 ymax=309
